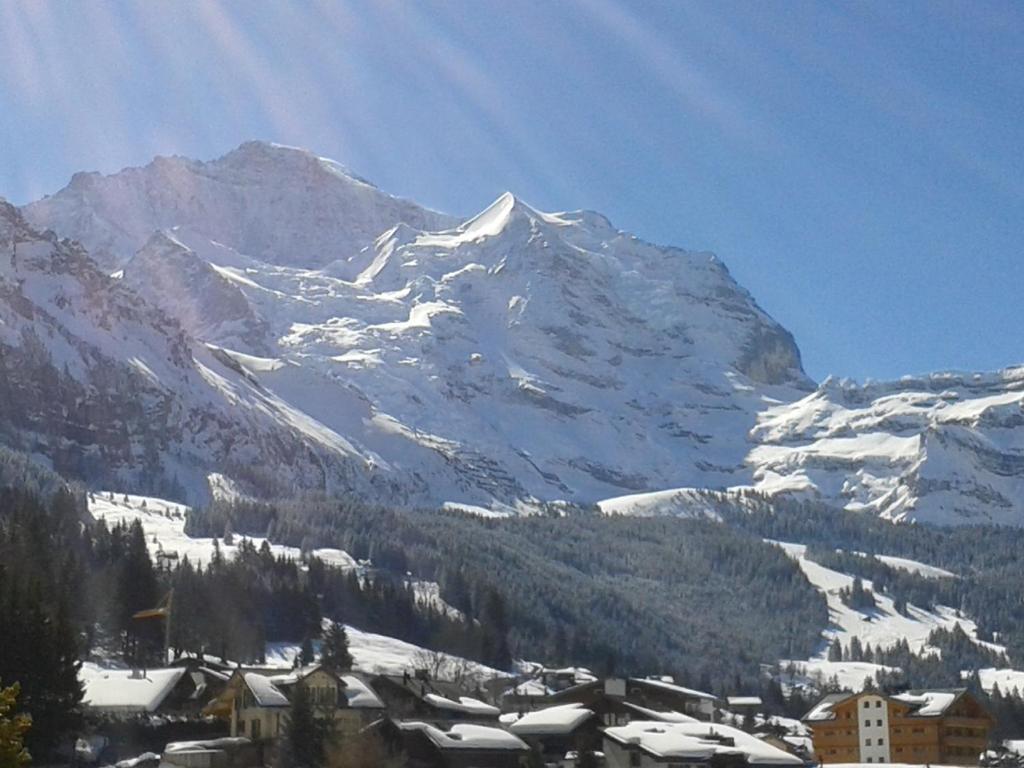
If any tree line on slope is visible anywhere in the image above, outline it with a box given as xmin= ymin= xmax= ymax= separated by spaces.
xmin=704 ymin=491 xmax=1024 ymax=665
xmin=192 ymin=495 xmax=828 ymax=692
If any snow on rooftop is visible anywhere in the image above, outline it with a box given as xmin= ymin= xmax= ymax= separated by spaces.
xmin=508 ymin=703 xmax=594 ymax=735
xmin=892 ymin=691 xmax=958 ymax=717
xmin=243 ymin=673 xmax=290 ymax=707
xmin=341 ymin=675 xmax=385 ymax=708
xmin=728 ymin=696 xmax=763 ymax=707
xmin=632 ymin=676 xmax=716 ymax=700
xmin=606 ymin=721 xmax=802 ymax=765
xmin=80 ymin=664 xmax=186 ymax=713
xmin=400 ymin=721 xmax=528 ymax=751
xmin=620 ymin=702 xmax=698 ymax=723
xmin=804 ymin=696 xmax=845 ymax=722
xmin=423 ymin=693 xmax=500 ymax=716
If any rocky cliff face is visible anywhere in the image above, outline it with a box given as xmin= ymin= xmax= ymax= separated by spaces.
xmin=747 ymin=370 xmax=1024 ymax=526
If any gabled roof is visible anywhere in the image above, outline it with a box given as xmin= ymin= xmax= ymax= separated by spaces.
xmin=804 ymin=688 xmax=983 ymax=722
xmin=243 ymin=673 xmax=290 ymax=707
xmin=375 ymin=674 xmax=498 ymax=716
xmin=80 ymin=664 xmax=188 ymax=713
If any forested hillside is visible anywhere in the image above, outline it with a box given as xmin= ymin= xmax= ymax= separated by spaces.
xmin=190 ymin=496 xmax=828 ymax=688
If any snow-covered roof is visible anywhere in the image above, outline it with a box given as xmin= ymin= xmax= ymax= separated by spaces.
xmin=505 ymin=679 xmax=554 ymax=697
xmin=341 ymin=675 xmax=384 ymax=709
xmin=803 ymin=693 xmax=851 ymax=722
xmin=243 ymin=673 xmax=290 ymax=707
xmin=422 ymin=693 xmax=500 ymax=716
xmin=728 ymin=696 xmax=763 ymax=707
xmin=164 ymin=738 xmax=251 ymax=754
xmin=630 ymin=677 xmax=717 ymax=701
xmin=508 ymin=703 xmax=594 ymax=735
xmin=80 ymin=664 xmax=187 ymax=713
xmin=621 ymin=702 xmax=699 ymax=723
xmin=892 ymin=690 xmax=959 ymax=717
xmin=399 ymin=721 xmax=528 ymax=751
xmin=605 ymin=721 xmax=802 ymax=765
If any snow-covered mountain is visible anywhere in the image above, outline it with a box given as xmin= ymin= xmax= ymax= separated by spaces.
xmin=0 ymin=198 xmax=408 ymax=502
xmin=15 ymin=140 xmax=1024 ymax=523
xmin=747 ymin=371 xmax=1024 ymax=526
xmin=24 ymin=141 xmax=455 ymax=272
xmin=17 ymin=141 xmax=809 ymax=507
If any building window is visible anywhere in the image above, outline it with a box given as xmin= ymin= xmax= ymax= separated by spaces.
xmin=865 ymin=720 xmax=871 ymax=727
xmin=877 ymin=719 xmax=882 ymax=726
xmin=864 ymin=701 xmax=871 ymax=709
xmin=876 ymin=701 xmax=882 ymax=708
xmin=252 ymin=719 xmax=261 ymax=740
xmin=866 ymin=739 xmax=872 ymax=746
xmin=878 ymin=738 xmax=884 ymax=745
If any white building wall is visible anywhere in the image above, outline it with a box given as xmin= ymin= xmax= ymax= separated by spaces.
xmin=857 ymin=694 xmax=891 ymax=763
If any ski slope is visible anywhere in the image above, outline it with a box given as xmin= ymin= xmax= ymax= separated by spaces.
xmin=771 ymin=541 xmax=1005 ymax=691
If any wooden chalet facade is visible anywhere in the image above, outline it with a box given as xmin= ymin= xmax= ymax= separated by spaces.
xmin=803 ymin=688 xmax=993 ymax=765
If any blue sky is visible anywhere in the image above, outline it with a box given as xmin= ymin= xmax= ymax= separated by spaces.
xmin=1 ymin=0 xmax=1022 ymax=382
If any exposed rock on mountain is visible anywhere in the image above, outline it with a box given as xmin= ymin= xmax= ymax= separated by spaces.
xmin=747 ymin=371 xmax=1024 ymax=526
xmin=20 ymin=144 xmax=812 ymax=507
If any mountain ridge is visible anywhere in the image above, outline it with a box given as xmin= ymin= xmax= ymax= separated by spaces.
xmin=9 ymin=141 xmax=1024 ymax=524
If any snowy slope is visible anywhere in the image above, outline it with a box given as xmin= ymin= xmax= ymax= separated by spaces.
xmin=88 ymin=491 xmax=357 ymax=569
xmin=265 ymin=625 xmax=507 ymax=681
xmin=747 ymin=372 xmax=1024 ymax=525
xmin=22 ymin=142 xmax=810 ymax=508
xmin=771 ymin=541 xmax=1005 ymax=692
xmin=88 ymin=491 xmax=464 ymax=620
xmin=0 ymin=200 xmax=397 ymax=503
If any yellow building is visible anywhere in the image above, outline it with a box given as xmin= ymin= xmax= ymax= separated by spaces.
xmin=207 ymin=664 xmax=386 ymax=743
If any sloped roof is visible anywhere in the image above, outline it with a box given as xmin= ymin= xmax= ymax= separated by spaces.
xmin=508 ymin=703 xmax=594 ymax=735
xmin=341 ymin=675 xmax=385 ymax=709
xmin=80 ymin=664 xmax=187 ymax=713
xmin=243 ymin=673 xmax=290 ymax=707
xmin=892 ymin=689 xmax=963 ymax=717
xmin=605 ymin=721 xmax=802 ymax=765
xmin=399 ymin=721 xmax=529 ymax=751
xmin=803 ymin=692 xmax=852 ymax=722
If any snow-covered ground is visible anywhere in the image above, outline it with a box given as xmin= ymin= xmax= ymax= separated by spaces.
xmin=976 ymin=668 xmax=1024 ymax=695
xmin=771 ymin=541 xmax=1004 ymax=692
xmin=266 ymin=625 xmax=508 ymax=682
xmin=89 ymin=492 xmax=356 ymax=569
xmin=89 ymin=492 xmax=464 ymax=619
xmin=596 ymin=487 xmax=722 ymax=518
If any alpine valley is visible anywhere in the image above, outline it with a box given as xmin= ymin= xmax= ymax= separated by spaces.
xmin=7 ymin=142 xmax=1024 ymax=755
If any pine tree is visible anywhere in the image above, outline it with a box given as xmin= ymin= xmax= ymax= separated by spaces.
xmin=279 ymin=683 xmax=325 ymax=768
xmin=298 ymin=636 xmax=315 ymax=667
xmin=320 ymin=624 xmax=353 ymax=673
